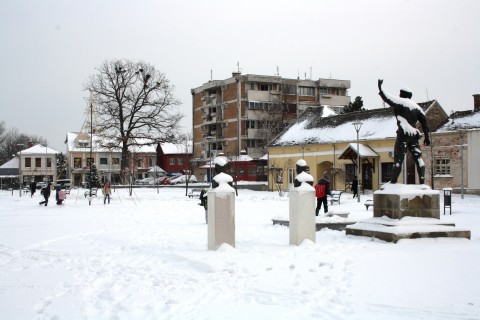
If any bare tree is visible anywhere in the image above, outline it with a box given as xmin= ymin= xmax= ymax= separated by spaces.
xmin=256 ymin=102 xmax=291 ymax=151
xmin=84 ymin=59 xmax=183 ymax=175
xmin=0 ymin=126 xmax=46 ymax=165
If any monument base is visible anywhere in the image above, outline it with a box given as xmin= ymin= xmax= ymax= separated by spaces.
xmin=347 ymin=183 xmax=471 ymax=243
xmin=373 ymin=183 xmax=440 ymax=219
xmin=346 ymin=217 xmax=471 ymax=243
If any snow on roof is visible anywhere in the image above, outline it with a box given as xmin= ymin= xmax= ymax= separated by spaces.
xmin=436 ymin=111 xmax=480 ymax=132
xmin=67 ymin=132 xmax=158 ymax=153
xmin=339 ymin=143 xmax=379 ymax=159
xmin=161 ymin=142 xmax=192 ymax=154
xmin=0 ymin=157 xmax=19 ymax=169
xmin=270 ymin=107 xmax=397 ymax=147
xmin=19 ymin=144 xmax=60 ymax=155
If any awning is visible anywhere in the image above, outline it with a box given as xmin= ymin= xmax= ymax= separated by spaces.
xmin=338 ymin=143 xmax=379 ymax=160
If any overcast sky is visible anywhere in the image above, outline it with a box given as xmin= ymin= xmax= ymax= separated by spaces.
xmin=1 ymin=0 xmax=479 ymax=152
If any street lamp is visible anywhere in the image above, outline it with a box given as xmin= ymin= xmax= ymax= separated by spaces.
xmin=352 ymin=122 xmax=363 ymax=203
xmin=206 ymin=136 xmax=214 ymax=186
xmin=17 ymin=144 xmax=25 ymax=197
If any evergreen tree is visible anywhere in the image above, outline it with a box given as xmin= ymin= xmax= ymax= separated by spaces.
xmin=343 ymin=96 xmax=365 ymax=113
xmin=56 ymin=153 xmax=67 ymax=179
xmin=85 ymin=164 xmax=100 ymax=189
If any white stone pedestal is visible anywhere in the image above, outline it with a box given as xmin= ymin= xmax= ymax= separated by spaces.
xmin=208 ymin=189 xmax=235 ymax=250
xmin=289 ymin=187 xmax=316 ymax=245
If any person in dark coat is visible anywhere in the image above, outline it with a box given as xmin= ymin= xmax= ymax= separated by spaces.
xmin=315 ymin=175 xmax=332 ymax=216
xmin=39 ymin=181 xmax=52 ymax=206
xmin=378 ymin=79 xmax=430 ymax=184
xmin=199 ymin=189 xmax=208 ymax=224
xmin=352 ymin=176 xmax=359 ymax=198
xmin=55 ymin=184 xmax=63 ymax=205
xmin=29 ymin=180 xmax=37 ymax=198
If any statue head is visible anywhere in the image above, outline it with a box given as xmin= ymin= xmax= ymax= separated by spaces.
xmin=399 ymin=87 xmax=413 ymax=99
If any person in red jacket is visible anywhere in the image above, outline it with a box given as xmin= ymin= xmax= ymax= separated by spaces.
xmin=315 ymin=175 xmax=332 ymax=216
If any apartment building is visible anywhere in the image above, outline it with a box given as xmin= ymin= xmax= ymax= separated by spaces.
xmin=191 ymin=72 xmax=351 ymax=176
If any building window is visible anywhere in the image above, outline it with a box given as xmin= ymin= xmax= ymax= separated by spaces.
xmin=112 ymin=158 xmax=120 ymax=165
xmin=298 ymin=86 xmax=315 ymax=96
xmin=178 ymin=158 xmax=184 ymax=165
xmin=136 ymin=159 xmax=142 ymax=168
xmin=282 ymin=85 xmax=296 ymax=95
xmin=246 ymin=120 xmax=256 ymax=129
xmin=74 ymin=158 xmax=82 ymax=168
xmin=320 ymin=88 xmax=331 ymax=94
xmin=148 ymin=158 xmax=154 ymax=167
xmin=259 ymin=83 xmax=271 ymax=91
xmin=248 ymin=166 xmax=256 ymax=177
xmin=381 ymin=162 xmax=393 ymax=183
xmin=435 ymin=158 xmax=451 ymax=175
xmin=35 ymin=158 xmax=41 ymax=168
xmin=246 ymin=139 xmax=261 ymax=148
xmin=86 ymin=158 xmax=94 ymax=168
xmin=25 ymin=158 xmax=31 ymax=168
xmin=100 ymin=158 xmax=108 ymax=165
xmin=47 ymin=158 xmax=51 ymax=168
xmin=169 ymin=158 xmax=175 ymax=166
xmin=288 ymin=168 xmax=295 ymax=185
xmin=345 ymin=164 xmax=356 ymax=183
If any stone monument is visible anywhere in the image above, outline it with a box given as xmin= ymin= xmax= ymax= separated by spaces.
xmin=208 ymin=157 xmax=236 ymax=250
xmin=346 ymin=80 xmax=471 ymax=242
xmin=289 ymin=159 xmax=316 ymax=245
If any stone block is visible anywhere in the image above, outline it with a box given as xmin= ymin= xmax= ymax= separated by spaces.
xmin=373 ymin=184 xmax=440 ymax=219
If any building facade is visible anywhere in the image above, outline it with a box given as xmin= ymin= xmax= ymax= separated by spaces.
xmin=267 ymin=100 xmax=448 ymax=192
xmin=157 ymin=142 xmax=193 ymax=175
xmin=17 ymin=144 xmax=59 ymax=185
xmin=191 ymin=72 xmax=351 ymax=178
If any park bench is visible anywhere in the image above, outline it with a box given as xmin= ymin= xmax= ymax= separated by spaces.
xmin=364 ymin=199 xmax=374 ymax=210
xmin=328 ymin=190 xmax=344 ymax=205
xmin=84 ymin=188 xmax=98 ymax=198
xmin=188 ymin=188 xmax=204 ymax=198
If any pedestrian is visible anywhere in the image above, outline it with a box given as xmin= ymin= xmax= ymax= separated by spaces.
xmin=199 ymin=189 xmax=208 ymax=224
xmin=39 ymin=181 xmax=52 ymax=206
xmin=55 ymin=184 xmax=65 ymax=205
xmin=29 ymin=180 xmax=36 ymax=198
xmin=103 ymin=179 xmax=111 ymax=205
xmin=352 ymin=176 xmax=359 ymax=198
xmin=315 ymin=175 xmax=332 ymax=216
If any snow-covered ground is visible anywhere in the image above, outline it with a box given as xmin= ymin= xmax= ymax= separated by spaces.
xmin=1 ymin=186 xmax=479 ymax=320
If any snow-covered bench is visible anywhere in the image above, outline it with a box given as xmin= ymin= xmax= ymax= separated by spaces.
xmin=364 ymin=199 xmax=373 ymax=210
xmin=328 ymin=191 xmax=343 ymax=205
xmin=84 ymin=188 xmax=98 ymax=198
xmin=188 ymin=188 xmax=203 ymax=198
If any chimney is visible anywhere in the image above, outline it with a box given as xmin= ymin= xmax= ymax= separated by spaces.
xmin=473 ymin=94 xmax=480 ymax=112
xmin=232 ymin=71 xmax=241 ymax=78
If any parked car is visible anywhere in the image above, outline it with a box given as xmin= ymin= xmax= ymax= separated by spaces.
xmin=170 ymin=175 xmax=197 ymax=185
xmin=156 ymin=176 xmax=172 ymax=185
xmin=136 ymin=177 xmax=154 ymax=185
xmin=36 ymin=182 xmax=47 ymax=190
xmin=56 ymin=179 xmax=71 ymax=190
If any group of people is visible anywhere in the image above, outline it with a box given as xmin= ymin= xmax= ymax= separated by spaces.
xmin=33 ymin=179 xmax=112 ymax=206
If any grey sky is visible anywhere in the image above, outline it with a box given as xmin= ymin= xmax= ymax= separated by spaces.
xmin=1 ymin=0 xmax=479 ymax=152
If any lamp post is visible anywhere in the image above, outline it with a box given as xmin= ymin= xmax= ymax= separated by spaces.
xmin=17 ymin=143 xmax=25 ymax=197
xmin=352 ymin=122 xmax=363 ymax=203
xmin=206 ymin=136 xmax=214 ymax=186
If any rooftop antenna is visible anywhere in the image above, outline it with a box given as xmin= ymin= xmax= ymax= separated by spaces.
xmin=310 ymin=67 xmax=312 ymax=80
xmin=297 ymin=68 xmax=300 ymax=80
xmin=210 ymin=69 xmax=213 ymax=80
xmin=426 ymin=86 xmax=429 ymax=101
xmin=304 ymin=72 xmax=307 ymax=80
xmin=237 ymin=61 xmax=241 ymax=73
xmin=276 ymin=66 xmax=279 ymax=76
